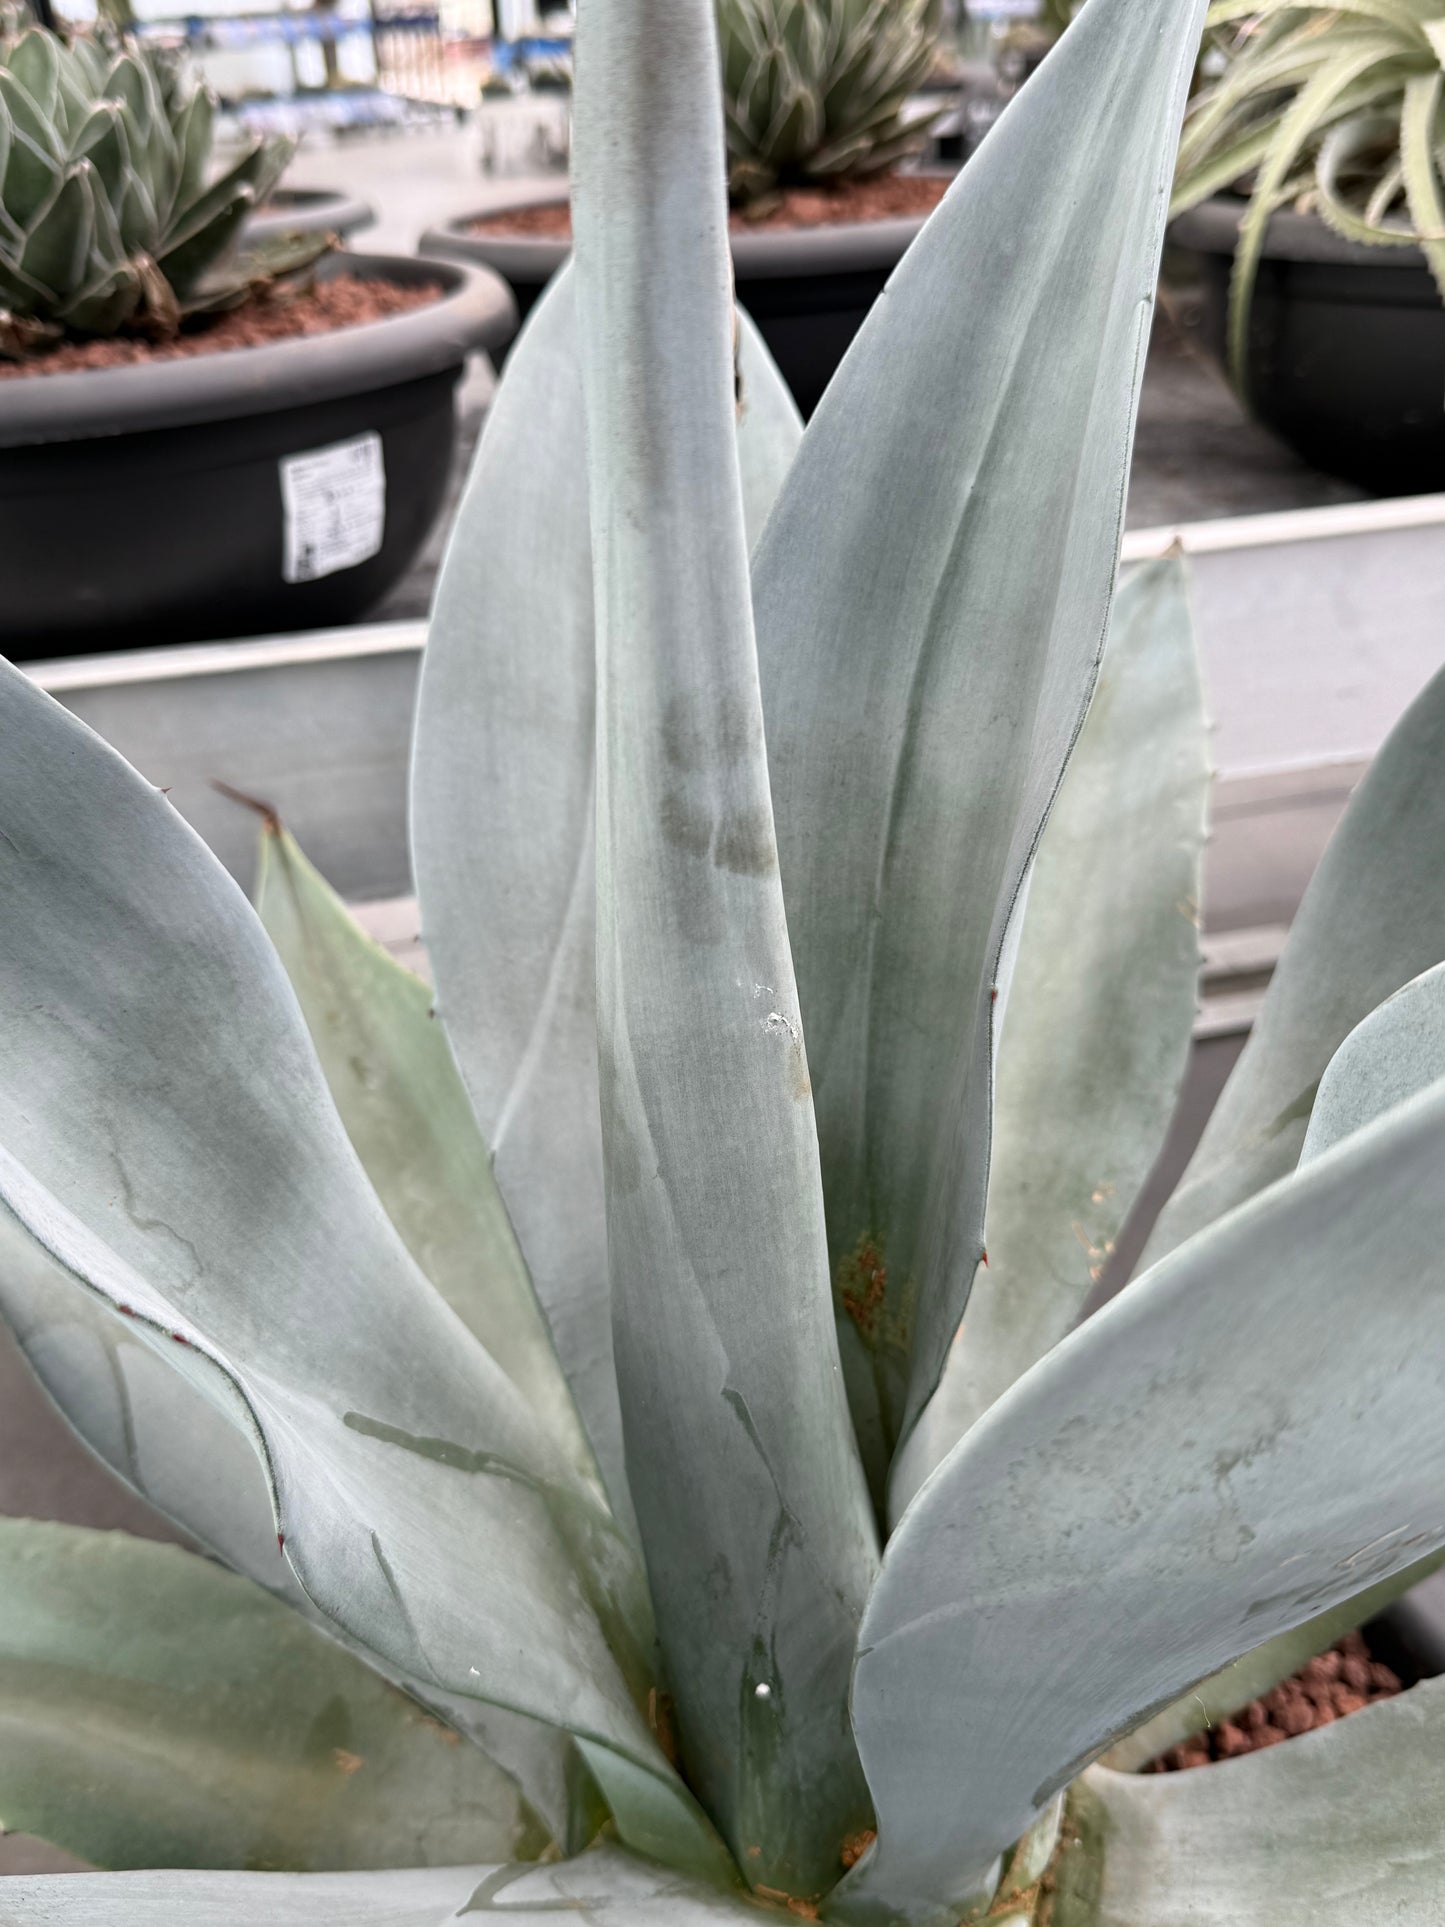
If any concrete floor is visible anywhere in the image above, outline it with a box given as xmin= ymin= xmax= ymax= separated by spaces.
xmin=1126 ymin=300 xmax=1362 ymax=529
xmin=286 ymin=119 xmax=560 ymax=255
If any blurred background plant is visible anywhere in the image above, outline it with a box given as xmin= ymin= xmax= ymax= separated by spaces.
xmin=992 ymin=0 xmax=1080 ymax=92
xmin=0 ymin=22 xmax=328 ymax=357
xmin=716 ymin=0 xmax=946 ymax=203
xmin=1172 ymin=3 xmax=1445 ymax=383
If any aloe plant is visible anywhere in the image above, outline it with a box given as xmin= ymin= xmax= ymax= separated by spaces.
xmin=0 ymin=24 xmax=326 ymax=358
xmin=5 ymin=0 xmax=1445 ymax=1921
xmin=1172 ymin=2 xmax=1445 ymax=386
xmin=717 ymin=0 xmax=944 ymax=201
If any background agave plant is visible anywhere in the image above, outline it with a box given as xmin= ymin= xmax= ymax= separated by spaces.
xmin=1172 ymin=1 xmax=1445 ymax=385
xmin=0 ymin=23 xmax=325 ymax=357
xmin=4 ymin=0 xmax=1445 ymax=1922
xmin=717 ymin=0 xmax=944 ymax=202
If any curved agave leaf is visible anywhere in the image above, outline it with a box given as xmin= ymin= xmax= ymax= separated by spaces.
xmin=1314 ymin=112 xmax=1419 ymax=246
xmin=19 ymin=163 xmax=93 ymax=301
xmin=445 ymin=1846 xmax=764 ymax=1918
xmin=752 ymin=0 xmax=1209 ymax=1490
xmin=252 ymin=825 xmax=660 ymax=1850
xmin=1056 ymin=1680 xmax=1445 ymax=1925
xmin=0 ymin=1205 xmax=584 ymax=1851
xmin=834 ymin=1078 xmax=1445 ymax=1926
xmin=1226 ymin=37 xmax=1405 ymax=386
xmin=892 ymin=557 xmax=1208 ymax=1516
xmin=0 ymin=662 xmax=726 ymax=1881
xmin=0 ymin=1844 xmax=765 ymax=1925
xmin=719 ymin=0 xmax=938 ymax=191
xmin=0 ymin=71 xmax=65 ymax=229
xmin=0 ymin=1201 xmax=303 ymax=1594
xmin=571 ymin=0 xmax=875 ymax=1896
xmin=1301 ymin=959 xmax=1445 ymax=1162
xmin=251 ymin=818 xmax=603 ymax=1504
xmin=0 ymin=1866 xmax=493 ymax=1925
xmin=70 ymin=99 xmax=129 ymax=205
xmin=1102 ymin=1545 xmax=1445 ymax=1771
xmin=0 ymin=1519 xmax=543 ymax=1871
xmin=169 ymin=86 xmax=213 ymax=225
xmin=1142 ymin=663 xmax=1445 ymax=1267
xmin=411 ymin=267 xmax=800 ymax=1531
xmin=737 ymin=319 xmax=805 ymax=531
xmin=4 ymin=28 xmax=60 ymax=119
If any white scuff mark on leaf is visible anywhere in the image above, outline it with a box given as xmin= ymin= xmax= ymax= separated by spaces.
xmin=763 ymin=1011 xmax=799 ymax=1046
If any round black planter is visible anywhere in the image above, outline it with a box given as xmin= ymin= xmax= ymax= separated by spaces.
xmin=0 ymin=253 xmax=516 ymax=657
xmin=245 ymin=186 xmax=377 ymax=245
xmin=1170 ymin=194 xmax=1445 ymax=496
xmin=1376 ymin=1571 xmax=1445 ymax=1683
xmin=422 ymin=183 xmax=945 ymax=418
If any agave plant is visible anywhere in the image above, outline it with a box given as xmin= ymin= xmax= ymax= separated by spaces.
xmin=0 ymin=24 xmax=325 ymax=357
xmin=1172 ymin=2 xmax=1445 ymax=385
xmin=717 ymin=0 xmax=944 ymax=201
xmin=5 ymin=0 xmax=1445 ymax=1920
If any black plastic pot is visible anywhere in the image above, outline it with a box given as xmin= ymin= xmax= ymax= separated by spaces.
xmin=422 ymin=182 xmax=945 ymax=417
xmin=1170 ymin=195 xmax=1445 ymax=496
xmin=1376 ymin=1571 xmax=1445 ymax=1683
xmin=245 ymin=186 xmax=377 ymax=245
xmin=0 ymin=253 xmax=516 ymax=657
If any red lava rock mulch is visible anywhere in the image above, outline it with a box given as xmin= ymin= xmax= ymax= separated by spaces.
xmin=469 ymin=171 xmax=951 ymax=242
xmin=1149 ymin=1632 xmax=1403 ymax=1772
xmin=0 ymin=274 xmax=441 ymax=381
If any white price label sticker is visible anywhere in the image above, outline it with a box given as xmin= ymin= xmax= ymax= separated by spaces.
xmin=280 ymin=432 xmax=386 ymax=584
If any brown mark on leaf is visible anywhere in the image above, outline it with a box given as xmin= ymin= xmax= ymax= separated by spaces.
xmin=211 ymin=779 xmax=282 ymax=836
xmin=838 ymin=1238 xmax=888 ymax=1345
xmin=1070 ymin=1221 xmax=1106 ymax=1261
xmin=714 ymin=803 xmax=778 ymax=877
xmin=754 ymin=1886 xmax=818 ymax=1916
xmin=837 ymin=1237 xmax=918 ymax=1362
xmin=761 ymin=1009 xmax=812 ymax=1100
xmin=659 ymin=788 xmax=713 ymax=860
xmin=840 ymin=1829 xmax=875 ymax=1871
xmin=648 ymin=1687 xmax=680 ymax=1769
xmin=332 ymin=1749 xmax=365 ymax=1776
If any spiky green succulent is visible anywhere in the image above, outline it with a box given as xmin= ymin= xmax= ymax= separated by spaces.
xmin=1173 ymin=4 xmax=1445 ymax=386
xmin=0 ymin=25 xmax=325 ymax=358
xmin=7 ymin=1 xmax=1445 ymax=1925
xmin=717 ymin=0 xmax=945 ymax=201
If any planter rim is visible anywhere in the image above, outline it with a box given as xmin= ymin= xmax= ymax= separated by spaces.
xmin=1170 ymin=193 xmax=1428 ymax=271
xmin=421 ymin=182 xmax=943 ymax=283
xmin=0 ymin=252 xmax=516 ymax=451
xmin=246 ymin=186 xmax=377 ymax=243
xmin=31 ymin=490 xmax=1445 ymax=681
